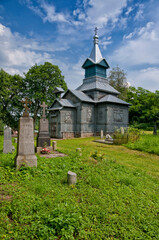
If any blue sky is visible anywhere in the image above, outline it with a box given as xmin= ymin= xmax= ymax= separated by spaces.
xmin=0 ymin=0 xmax=159 ymax=92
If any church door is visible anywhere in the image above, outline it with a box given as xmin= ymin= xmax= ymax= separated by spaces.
xmin=50 ymin=116 xmax=58 ymax=138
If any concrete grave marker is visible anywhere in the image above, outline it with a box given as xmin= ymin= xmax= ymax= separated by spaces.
xmin=120 ymin=127 xmax=125 ymax=135
xmin=67 ymin=171 xmax=77 ymax=185
xmin=100 ymin=130 xmax=103 ymax=139
xmin=52 ymin=141 xmax=57 ymax=151
xmin=15 ymin=98 xmax=37 ymax=169
xmin=3 ymin=126 xmax=12 ymax=153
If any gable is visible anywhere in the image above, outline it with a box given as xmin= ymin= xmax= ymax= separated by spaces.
xmin=64 ymin=91 xmax=81 ymax=104
xmin=50 ymin=100 xmax=62 ymax=109
xmin=82 ymin=58 xmax=94 ymax=68
xmin=97 ymin=59 xmax=109 ymax=68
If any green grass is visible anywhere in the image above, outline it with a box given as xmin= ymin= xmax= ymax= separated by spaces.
xmin=0 ymin=136 xmax=159 ymax=239
xmin=125 ymin=134 xmax=159 ymax=155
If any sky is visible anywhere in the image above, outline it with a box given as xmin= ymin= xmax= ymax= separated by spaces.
xmin=0 ymin=0 xmax=159 ymax=92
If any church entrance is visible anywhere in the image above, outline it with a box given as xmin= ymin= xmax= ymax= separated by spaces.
xmin=50 ymin=116 xmax=58 ymax=138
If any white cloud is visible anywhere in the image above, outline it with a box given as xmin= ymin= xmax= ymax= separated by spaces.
xmin=128 ymin=68 xmax=159 ymax=92
xmin=111 ymin=21 xmax=159 ymax=66
xmin=21 ymin=0 xmax=69 ymax=23
xmin=134 ymin=4 xmax=144 ymax=20
xmin=41 ymin=2 xmax=68 ymax=23
xmin=84 ymin=0 xmax=127 ymax=27
xmin=101 ymin=41 xmax=112 ymax=50
xmin=125 ymin=6 xmax=133 ymax=16
xmin=0 ymin=22 xmax=85 ymax=90
xmin=0 ymin=23 xmax=67 ymax=75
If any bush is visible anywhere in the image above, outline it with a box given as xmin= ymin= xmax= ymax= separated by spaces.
xmin=113 ymin=127 xmax=140 ymax=145
xmin=130 ymin=122 xmax=154 ymax=131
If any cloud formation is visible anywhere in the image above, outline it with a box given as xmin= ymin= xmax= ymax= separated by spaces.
xmin=112 ymin=21 xmax=159 ymax=66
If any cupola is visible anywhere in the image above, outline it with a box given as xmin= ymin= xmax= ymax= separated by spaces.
xmin=82 ymin=27 xmax=109 ymax=78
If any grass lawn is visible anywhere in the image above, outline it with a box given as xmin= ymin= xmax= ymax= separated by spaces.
xmin=125 ymin=134 xmax=159 ymax=156
xmin=0 ymin=136 xmax=159 ymax=239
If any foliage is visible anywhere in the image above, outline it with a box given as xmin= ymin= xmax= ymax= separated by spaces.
xmin=0 ymin=63 xmax=67 ymax=129
xmin=0 ymin=69 xmax=23 ymax=129
xmin=108 ymin=66 xmax=128 ymax=100
xmin=90 ymin=151 xmax=105 ymax=161
xmin=0 ymin=136 xmax=159 ymax=239
xmin=24 ymin=62 xmax=67 ymax=125
xmin=0 ymin=119 xmax=5 ymax=135
xmin=125 ymin=133 xmax=159 ymax=155
xmin=113 ymin=127 xmax=140 ymax=145
xmin=130 ymin=122 xmax=153 ymax=131
xmin=127 ymin=87 xmax=159 ymax=128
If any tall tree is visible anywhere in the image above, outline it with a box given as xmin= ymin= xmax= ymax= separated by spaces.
xmin=0 ymin=69 xmax=23 ymax=129
xmin=24 ymin=62 xmax=67 ymax=125
xmin=108 ymin=66 xmax=128 ymax=100
xmin=127 ymin=87 xmax=159 ymax=127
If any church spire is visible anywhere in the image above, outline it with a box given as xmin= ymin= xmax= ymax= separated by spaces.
xmin=89 ymin=27 xmax=103 ymax=63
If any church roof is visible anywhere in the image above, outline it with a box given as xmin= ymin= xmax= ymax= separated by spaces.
xmin=63 ymin=89 xmax=95 ymax=103
xmin=49 ymin=98 xmax=75 ymax=111
xmin=58 ymin=99 xmax=75 ymax=107
xmin=89 ymin=28 xmax=103 ymax=63
xmin=53 ymin=87 xmax=64 ymax=94
xmin=99 ymin=94 xmax=130 ymax=105
xmin=76 ymin=81 xmax=120 ymax=95
xmin=82 ymin=29 xmax=109 ymax=70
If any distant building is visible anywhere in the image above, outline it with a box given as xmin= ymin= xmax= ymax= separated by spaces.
xmin=49 ymin=30 xmax=130 ymax=138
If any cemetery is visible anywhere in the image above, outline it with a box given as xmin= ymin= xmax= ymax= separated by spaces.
xmin=0 ymin=30 xmax=159 ymax=240
xmin=0 ymin=90 xmax=159 ymax=239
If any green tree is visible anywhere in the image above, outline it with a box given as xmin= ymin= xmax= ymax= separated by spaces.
xmin=24 ymin=62 xmax=67 ymax=125
xmin=127 ymin=87 xmax=159 ymax=129
xmin=0 ymin=69 xmax=23 ymax=129
xmin=108 ymin=66 xmax=128 ymax=100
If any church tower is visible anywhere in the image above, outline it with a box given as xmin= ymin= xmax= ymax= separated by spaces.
xmin=82 ymin=27 xmax=109 ymax=79
xmin=77 ymin=28 xmax=119 ymax=100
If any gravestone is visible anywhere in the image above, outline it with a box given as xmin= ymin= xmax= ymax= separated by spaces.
xmin=52 ymin=141 xmax=57 ymax=151
xmin=37 ymin=102 xmax=50 ymax=148
xmin=15 ymin=98 xmax=37 ymax=169
xmin=3 ymin=126 xmax=12 ymax=153
xmin=153 ymin=124 xmax=157 ymax=135
xmin=105 ymin=134 xmax=114 ymax=144
xmin=120 ymin=127 xmax=125 ymax=135
xmin=67 ymin=171 xmax=77 ymax=185
xmin=100 ymin=130 xmax=103 ymax=139
xmin=76 ymin=148 xmax=82 ymax=156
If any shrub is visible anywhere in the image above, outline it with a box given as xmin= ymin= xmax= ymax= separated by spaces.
xmin=113 ymin=127 xmax=140 ymax=145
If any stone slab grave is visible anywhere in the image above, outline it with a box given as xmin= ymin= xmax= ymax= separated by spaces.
xmin=3 ymin=126 xmax=13 ymax=153
xmin=37 ymin=102 xmax=53 ymax=153
xmin=40 ymin=151 xmax=67 ymax=158
xmin=15 ymin=98 xmax=37 ymax=169
xmin=94 ymin=134 xmax=114 ymax=144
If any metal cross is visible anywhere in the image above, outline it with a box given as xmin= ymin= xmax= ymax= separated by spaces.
xmin=94 ymin=27 xmax=98 ymax=35
xmin=22 ymin=97 xmax=31 ymax=117
xmin=41 ymin=101 xmax=48 ymax=117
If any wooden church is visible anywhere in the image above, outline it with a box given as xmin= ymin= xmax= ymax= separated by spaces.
xmin=49 ymin=29 xmax=130 ymax=138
